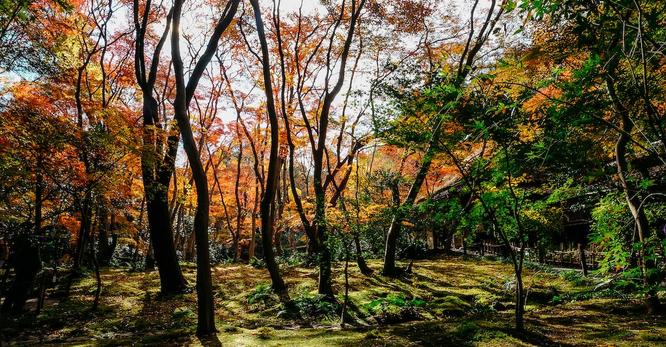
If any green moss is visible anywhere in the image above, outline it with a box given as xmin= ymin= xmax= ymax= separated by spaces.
xmin=3 ymin=256 xmax=665 ymax=346
xmin=430 ymin=295 xmax=471 ymax=316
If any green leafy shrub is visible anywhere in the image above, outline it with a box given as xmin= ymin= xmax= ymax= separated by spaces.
xmin=276 ymin=251 xmax=307 ymax=267
xmin=247 ymin=283 xmax=277 ymax=307
xmin=249 ymin=257 xmax=265 ymax=269
xmin=291 ymin=293 xmax=340 ymax=320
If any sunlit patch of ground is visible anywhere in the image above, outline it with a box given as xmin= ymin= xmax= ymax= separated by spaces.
xmin=1 ymin=255 xmax=664 ymax=346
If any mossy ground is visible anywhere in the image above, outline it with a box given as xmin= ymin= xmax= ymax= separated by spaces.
xmin=1 ymin=255 xmax=664 ymax=346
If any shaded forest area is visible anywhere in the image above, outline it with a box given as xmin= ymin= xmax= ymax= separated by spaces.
xmin=1 ymin=0 xmax=665 ymax=345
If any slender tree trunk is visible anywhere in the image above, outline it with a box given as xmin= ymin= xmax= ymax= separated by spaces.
xmin=383 ymin=121 xmax=442 ymax=276
xmin=353 ymin=232 xmax=372 ymax=275
xmin=90 ymin=234 xmax=102 ymax=311
xmin=34 ymin=156 xmax=43 ymax=235
xmin=171 ymin=0 xmax=239 ymax=334
xmin=514 ymin=268 xmax=525 ymax=331
xmin=234 ymin=124 xmax=244 ymax=261
xmin=250 ymin=184 xmax=258 ymax=259
xmin=251 ymin=0 xmax=289 ymax=301
xmin=609 ymin=80 xmax=661 ymax=312
xmin=578 ymin=242 xmax=588 ymax=277
xmin=73 ymin=193 xmax=93 ymax=273
xmin=340 ymin=238 xmax=351 ymax=326
xmin=171 ymin=0 xmax=217 ymax=335
xmin=313 ymin=165 xmax=333 ymax=297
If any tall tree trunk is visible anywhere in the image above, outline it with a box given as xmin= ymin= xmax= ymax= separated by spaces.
xmin=353 ymin=232 xmax=372 ymax=275
xmin=34 ymin=155 xmax=43 ymax=235
xmin=170 ymin=0 xmax=239 ymax=334
xmin=578 ymin=242 xmax=588 ymax=277
xmin=234 ymin=122 xmax=244 ymax=261
xmin=250 ymin=183 xmax=258 ymax=259
xmin=609 ymin=80 xmax=661 ymax=312
xmin=172 ymin=2 xmax=213 ymax=336
xmin=514 ymin=267 xmax=525 ymax=331
xmin=251 ymin=0 xmax=289 ymax=300
xmin=383 ymin=120 xmax=442 ymax=276
xmin=313 ymin=153 xmax=333 ymax=297
xmin=140 ymin=96 xmax=187 ymax=294
xmin=73 ymin=192 xmax=93 ymax=273
xmin=133 ymin=2 xmax=186 ymax=295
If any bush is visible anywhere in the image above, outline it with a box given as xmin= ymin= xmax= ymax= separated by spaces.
xmin=291 ymin=292 xmax=340 ymax=320
xmin=247 ymin=283 xmax=277 ymax=307
xmin=249 ymin=257 xmax=265 ymax=269
xmin=276 ymin=251 xmax=307 ymax=267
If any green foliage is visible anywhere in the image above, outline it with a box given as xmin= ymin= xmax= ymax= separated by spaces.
xmin=560 ymin=270 xmax=589 ymax=287
xmin=366 ymin=294 xmax=427 ymax=311
xmin=249 ymin=257 xmax=265 ymax=269
xmin=590 ymin=193 xmax=631 ymax=273
xmin=365 ymin=293 xmax=425 ymax=324
xmin=247 ymin=283 xmax=277 ymax=307
xmin=290 ymin=292 xmax=340 ymax=320
xmin=276 ymin=251 xmax=308 ymax=267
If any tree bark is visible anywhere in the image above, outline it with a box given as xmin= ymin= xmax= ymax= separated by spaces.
xmin=144 ymin=181 xmax=187 ymax=293
xmin=515 ymin=268 xmax=525 ymax=331
xmin=171 ymin=0 xmax=240 ymax=335
xmin=578 ymin=242 xmax=588 ymax=277
xmin=608 ymin=79 xmax=661 ymax=312
xmin=250 ymin=0 xmax=289 ymax=301
xmin=383 ymin=126 xmax=441 ymax=275
xmin=133 ymin=2 xmax=187 ymax=295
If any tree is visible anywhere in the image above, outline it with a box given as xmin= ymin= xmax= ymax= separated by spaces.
xmin=132 ymin=0 xmax=187 ymax=294
xmin=382 ymin=0 xmax=507 ymax=276
xmin=248 ymin=0 xmax=289 ymax=300
xmin=520 ymin=0 xmax=666 ymax=313
xmin=170 ymin=0 xmax=240 ymax=336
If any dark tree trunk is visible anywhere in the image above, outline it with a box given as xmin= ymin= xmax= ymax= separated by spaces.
xmin=1 ymin=236 xmax=41 ymax=314
xmin=133 ymin=3 xmax=186 ymax=295
xmin=340 ymin=239 xmax=351 ymax=326
xmin=383 ymin=121 xmax=442 ymax=276
xmin=383 ymin=216 xmax=402 ymax=276
xmin=515 ymin=269 xmax=525 ymax=331
xmin=170 ymin=0 xmax=240 ymax=335
xmin=250 ymin=184 xmax=258 ymax=259
xmin=145 ymin=187 xmax=187 ymax=294
xmin=578 ymin=242 xmax=588 ymax=277
xmin=353 ymin=232 xmax=372 ymax=275
xmin=608 ymin=79 xmax=661 ymax=312
xmin=144 ymin=242 xmax=155 ymax=271
xmin=98 ymin=210 xmax=118 ymax=266
xmin=90 ymin=234 xmax=102 ymax=311
xmin=73 ymin=193 xmax=93 ymax=273
xmin=251 ymin=0 xmax=289 ymax=301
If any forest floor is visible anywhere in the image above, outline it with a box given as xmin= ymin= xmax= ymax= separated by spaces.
xmin=1 ymin=254 xmax=665 ymax=346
